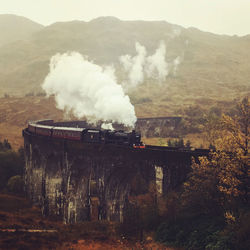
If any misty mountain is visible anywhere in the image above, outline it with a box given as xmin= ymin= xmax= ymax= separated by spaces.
xmin=0 ymin=15 xmax=249 ymax=113
xmin=0 ymin=14 xmax=44 ymax=47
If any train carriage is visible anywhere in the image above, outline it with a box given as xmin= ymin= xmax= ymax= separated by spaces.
xmin=52 ymin=127 xmax=84 ymax=141
xmin=35 ymin=125 xmax=53 ymax=137
xmin=26 ymin=120 xmax=144 ymax=147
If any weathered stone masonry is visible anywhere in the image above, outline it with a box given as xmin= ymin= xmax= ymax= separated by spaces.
xmin=23 ymin=129 xmax=207 ymax=223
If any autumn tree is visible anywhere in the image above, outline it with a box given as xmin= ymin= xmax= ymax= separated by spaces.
xmin=156 ymin=98 xmax=249 ymax=249
xmin=212 ymin=97 xmax=249 ymax=205
xmin=184 ymin=97 xmax=249 ymax=216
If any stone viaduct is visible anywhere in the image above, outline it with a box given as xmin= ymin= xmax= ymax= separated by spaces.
xmin=23 ymin=119 xmax=208 ymax=224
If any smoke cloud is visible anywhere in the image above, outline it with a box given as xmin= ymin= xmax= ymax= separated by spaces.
xmin=42 ymin=52 xmax=136 ymax=128
xmin=120 ymin=41 xmax=182 ymax=89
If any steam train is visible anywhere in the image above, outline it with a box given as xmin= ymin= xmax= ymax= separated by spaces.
xmin=26 ymin=120 xmax=145 ymax=148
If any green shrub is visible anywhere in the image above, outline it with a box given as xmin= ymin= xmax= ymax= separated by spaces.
xmin=155 ymin=215 xmax=226 ymax=249
xmin=0 ymin=139 xmax=12 ymax=151
xmin=232 ymin=210 xmax=250 ymax=250
xmin=25 ymin=92 xmax=34 ymax=97
xmin=205 ymin=231 xmax=234 ymax=250
xmin=0 ymin=144 xmax=24 ymax=191
xmin=167 ymin=138 xmax=184 ymax=147
xmin=36 ymin=91 xmax=46 ymax=97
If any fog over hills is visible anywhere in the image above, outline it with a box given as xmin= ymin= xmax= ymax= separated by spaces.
xmin=0 ymin=14 xmax=44 ymax=47
xmin=0 ymin=15 xmax=249 ymax=115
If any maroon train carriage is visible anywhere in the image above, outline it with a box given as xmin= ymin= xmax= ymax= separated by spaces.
xmin=28 ymin=123 xmax=36 ymax=134
xmin=35 ymin=125 xmax=53 ymax=137
xmin=52 ymin=127 xmax=84 ymax=141
xmin=26 ymin=120 xmax=144 ymax=147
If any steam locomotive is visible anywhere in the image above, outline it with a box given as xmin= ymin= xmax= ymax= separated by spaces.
xmin=26 ymin=120 xmax=145 ymax=148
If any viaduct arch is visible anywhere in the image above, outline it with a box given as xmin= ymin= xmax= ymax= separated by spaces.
xmin=23 ymin=124 xmax=208 ymax=223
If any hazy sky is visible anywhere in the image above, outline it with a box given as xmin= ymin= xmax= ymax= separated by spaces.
xmin=1 ymin=0 xmax=250 ymax=36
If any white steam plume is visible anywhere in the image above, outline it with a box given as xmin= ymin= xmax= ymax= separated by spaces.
xmin=101 ymin=122 xmax=114 ymax=130
xmin=120 ymin=41 xmax=172 ymax=89
xmin=146 ymin=41 xmax=168 ymax=81
xmin=119 ymin=42 xmax=147 ymax=89
xmin=42 ymin=52 xmax=136 ymax=127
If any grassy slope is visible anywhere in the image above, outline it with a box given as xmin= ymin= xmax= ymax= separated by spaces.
xmin=0 ymin=96 xmax=63 ymax=149
xmin=0 ymin=94 xmax=243 ymax=150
